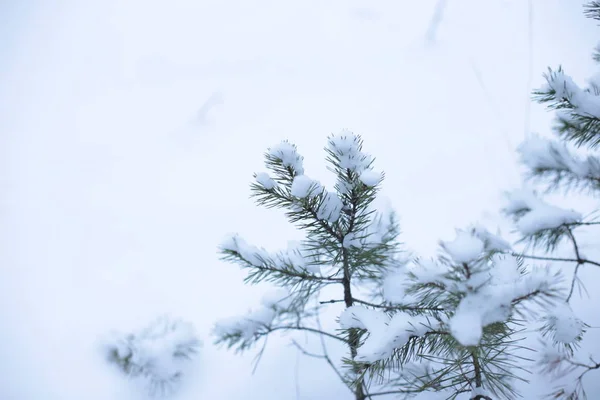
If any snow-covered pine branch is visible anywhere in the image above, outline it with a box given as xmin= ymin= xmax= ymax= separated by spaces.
xmin=213 ymin=131 xmax=397 ymax=400
xmin=213 ymin=130 xmax=571 ymax=399
xmin=104 ymin=316 xmax=201 ymax=397
xmin=518 ymin=135 xmax=600 ymax=192
xmin=501 ymin=3 xmax=600 ymax=397
xmin=341 ymin=228 xmax=562 ymax=399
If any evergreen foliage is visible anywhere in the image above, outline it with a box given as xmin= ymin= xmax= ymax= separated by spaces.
xmin=213 ymin=133 xmax=561 ymax=399
xmin=504 ymin=2 xmax=600 ymax=397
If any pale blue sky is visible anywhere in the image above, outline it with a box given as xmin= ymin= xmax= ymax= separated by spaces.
xmin=1 ymin=1 xmax=598 ymax=399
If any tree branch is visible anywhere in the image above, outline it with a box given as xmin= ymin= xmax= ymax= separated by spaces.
xmin=315 ymin=310 xmax=353 ymax=393
xmin=514 ymin=253 xmax=600 ymax=268
xmin=351 ymin=298 xmax=445 ymax=312
xmin=266 ymin=325 xmax=348 ymax=344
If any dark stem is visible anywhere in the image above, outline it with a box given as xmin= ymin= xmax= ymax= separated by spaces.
xmin=565 ymin=227 xmax=585 ymax=302
xmin=514 ymin=253 xmax=600 ymax=268
xmin=470 ymin=351 xmax=493 ymax=400
xmin=463 ymin=262 xmax=472 ymax=279
xmin=265 ymin=325 xmax=348 ymax=344
xmin=472 ymin=351 xmax=483 ymax=387
xmin=320 ymin=297 xmax=444 ymax=312
xmin=342 ymin=181 xmax=366 ymax=400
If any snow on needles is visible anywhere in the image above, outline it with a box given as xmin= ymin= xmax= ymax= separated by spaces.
xmin=449 ymin=254 xmax=553 ymax=346
xmin=327 ymin=131 xmax=382 ymax=190
xmin=291 ymin=175 xmax=321 ymax=198
xmin=213 ymin=289 xmax=293 ymax=341
xmin=542 ymin=68 xmax=600 ymax=120
xmin=327 ymin=132 xmax=373 ymax=173
xmin=503 ymin=189 xmax=582 ymax=235
xmin=359 ymin=169 xmax=382 ymax=187
xmin=221 ymin=234 xmax=321 ymax=274
xmin=440 ymin=226 xmax=512 ymax=264
xmin=255 ymin=172 xmax=277 ymax=189
xmin=518 ymin=134 xmax=600 ymax=180
xmin=339 ymin=306 xmax=434 ymax=362
xmin=380 ymin=228 xmax=554 ymax=348
xmin=441 ymin=230 xmax=485 ymax=264
xmin=546 ymin=302 xmax=584 ymax=344
xmin=268 ymin=141 xmax=305 ymax=175
xmin=317 ymin=191 xmax=343 ymax=223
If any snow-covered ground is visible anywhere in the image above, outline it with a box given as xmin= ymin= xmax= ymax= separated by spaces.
xmin=1 ymin=0 xmax=597 ymax=399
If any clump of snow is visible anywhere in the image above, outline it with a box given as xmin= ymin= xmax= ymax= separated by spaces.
xmin=268 ymin=141 xmax=305 ymax=175
xmin=503 ymin=189 xmax=582 ymax=235
xmin=489 ymin=254 xmax=521 ymax=283
xmin=280 ymin=241 xmax=321 ymax=274
xmin=441 ymin=230 xmax=485 ymax=264
xmin=519 ymin=135 xmax=600 ymax=182
xmin=291 ymin=175 xmax=320 ymax=198
xmin=448 ymin=256 xmax=554 ymax=346
xmin=359 ymin=169 xmax=382 ymax=186
xmin=410 ymin=258 xmax=447 ymax=286
xmin=339 ymin=306 xmax=434 ymax=362
xmin=327 ymin=131 xmax=373 ymax=174
xmin=339 ymin=306 xmax=388 ymax=330
xmin=220 ymin=234 xmax=270 ymax=267
xmin=471 ymin=224 xmax=511 ymax=252
xmin=316 ymin=191 xmax=343 ymax=222
xmin=542 ymin=68 xmax=600 ymax=119
xmin=221 ymin=234 xmax=320 ymax=274
xmin=382 ymin=268 xmax=417 ymax=304
xmin=255 ymin=172 xmax=277 ymax=189
xmin=215 ymin=288 xmax=298 ymax=341
xmin=342 ymin=232 xmax=361 ymax=249
xmin=450 ymin=293 xmax=511 ymax=346
xmin=213 ymin=307 xmax=276 ymax=340
xmin=519 ymin=135 xmax=581 ymax=174
xmin=547 ymin=302 xmax=584 ymax=344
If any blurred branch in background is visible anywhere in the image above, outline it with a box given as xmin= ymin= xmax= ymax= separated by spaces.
xmin=425 ymin=0 xmax=448 ymax=44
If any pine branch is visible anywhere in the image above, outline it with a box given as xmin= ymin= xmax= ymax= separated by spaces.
xmin=223 ymin=248 xmax=343 ymax=283
xmin=319 ymin=296 xmax=444 ymax=313
xmin=266 ymin=325 xmax=348 ymax=344
xmin=514 ymin=253 xmax=600 ymax=268
xmin=585 ymin=1 xmax=600 ymax=21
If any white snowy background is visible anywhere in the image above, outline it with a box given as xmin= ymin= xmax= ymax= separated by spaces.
xmin=1 ymin=0 xmax=598 ymax=399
